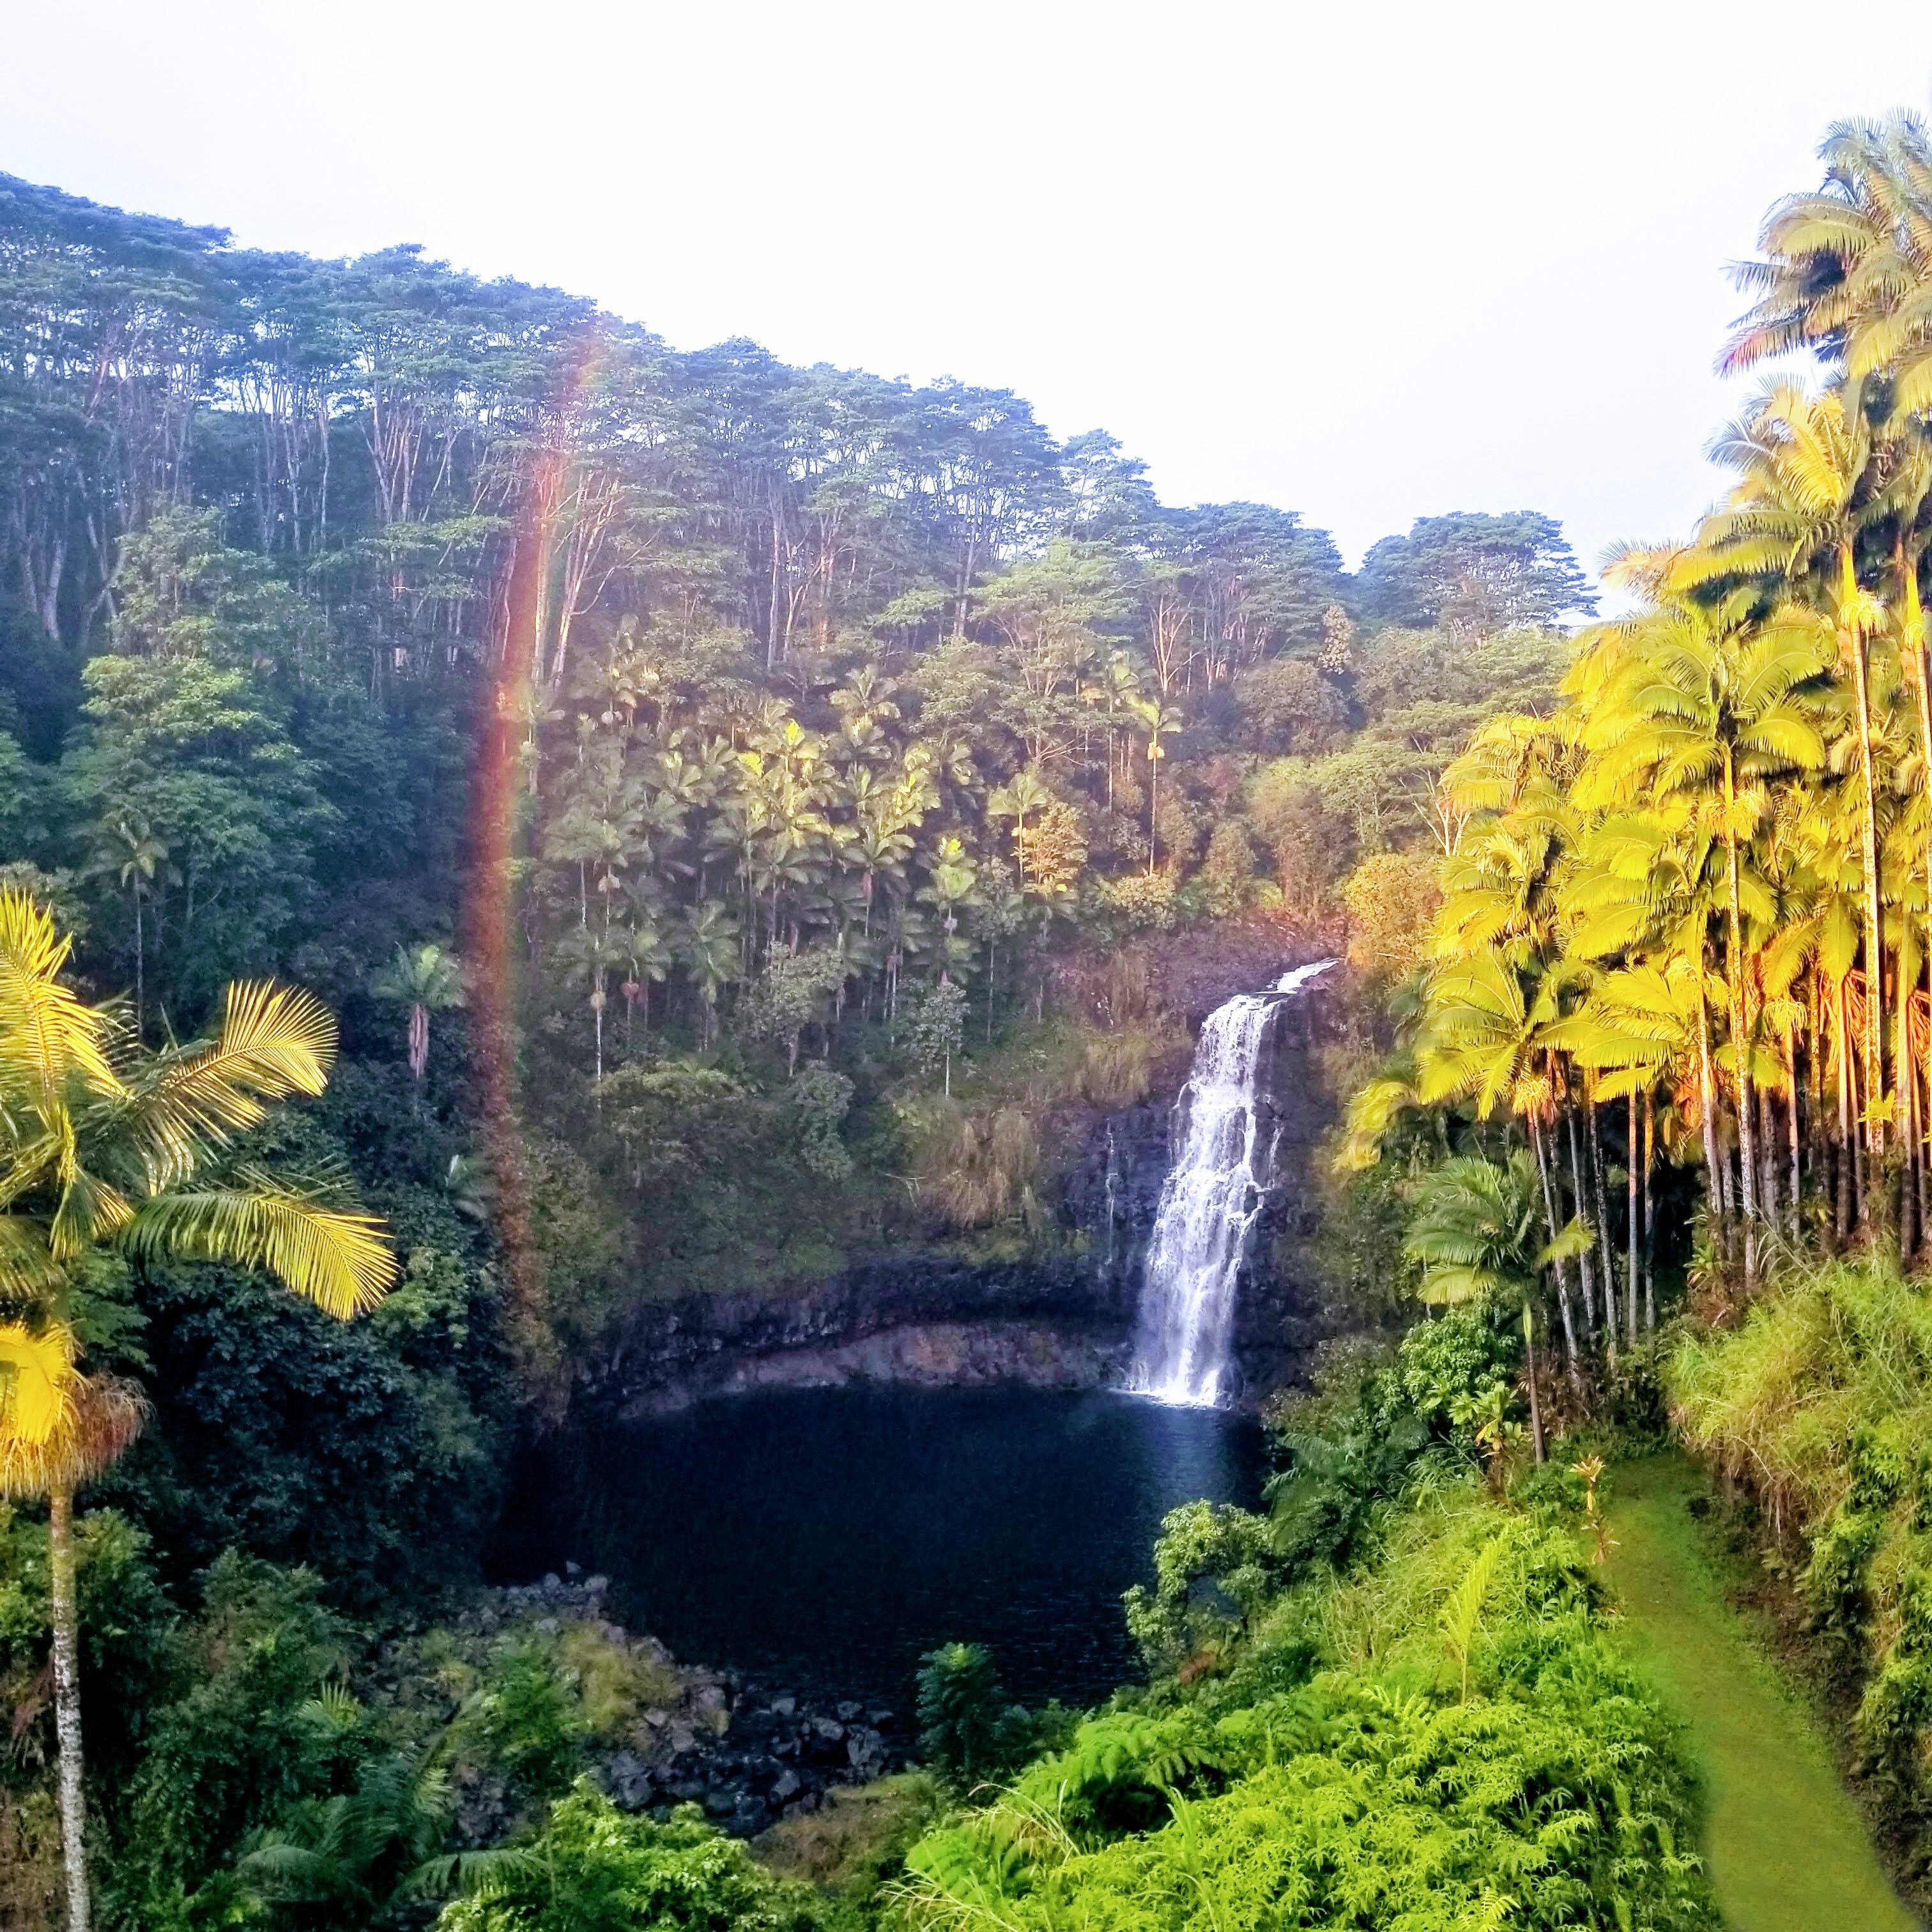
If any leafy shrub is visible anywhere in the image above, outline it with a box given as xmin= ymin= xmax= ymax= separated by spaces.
xmin=786 ymin=1064 xmax=855 ymax=1181
xmin=905 ymin=1497 xmax=1710 ymax=1932
xmin=1123 ymin=1502 xmax=1284 ymax=1675
xmin=1394 ymin=1307 xmax=1517 ymax=1430
xmin=434 ymin=1784 xmax=823 ymax=1932
xmin=915 ymin=1644 xmax=1034 ymax=1784
xmin=1092 ymin=871 xmax=1181 ymax=933
xmin=555 ymin=1623 xmax=678 ymax=1748
xmin=119 ymin=1554 xmax=356 ymax=1901
xmin=466 ymin=1639 xmax=585 ymax=1800
xmin=0 ymin=1505 xmax=174 ymax=1767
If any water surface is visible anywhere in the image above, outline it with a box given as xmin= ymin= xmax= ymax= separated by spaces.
xmin=493 ymin=1386 xmax=1263 ymax=1707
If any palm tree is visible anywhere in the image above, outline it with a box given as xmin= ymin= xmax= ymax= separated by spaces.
xmin=1679 ymin=388 xmax=1889 ymax=1176
xmin=1403 ymin=1151 xmax=1591 ymax=1464
xmin=372 ymin=943 xmax=467 ymax=1092
xmin=556 ymin=924 xmax=626 ymax=1085
xmin=986 ymin=769 xmax=1055 ymax=891
xmin=1134 ymin=698 xmax=1186 ymax=874
xmin=1724 ymin=112 xmax=1932 ymax=422
xmin=678 ymin=902 xmax=740 ymax=1046
xmin=1573 ymin=590 xmax=1830 ymax=1284
xmin=0 ymin=887 xmax=395 ymax=1932
xmin=88 ymin=815 xmax=176 ymax=1039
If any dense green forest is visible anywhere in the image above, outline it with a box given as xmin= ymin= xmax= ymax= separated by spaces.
xmin=17 ymin=102 xmax=1932 ymax=1932
xmin=0 ymin=160 xmax=1588 ymax=1356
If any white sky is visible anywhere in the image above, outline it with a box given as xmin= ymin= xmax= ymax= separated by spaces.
xmin=10 ymin=0 xmax=1932 ymax=579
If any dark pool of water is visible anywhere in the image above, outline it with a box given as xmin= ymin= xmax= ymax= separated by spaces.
xmin=491 ymin=1386 xmax=1263 ymax=1708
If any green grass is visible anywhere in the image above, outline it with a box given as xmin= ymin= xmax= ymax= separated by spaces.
xmin=1607 ymin=1452 xmax=1921 ymax=1932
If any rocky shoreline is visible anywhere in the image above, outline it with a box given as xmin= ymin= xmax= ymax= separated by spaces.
xmin=383 ymin=1566 xmax=912 ymax=1847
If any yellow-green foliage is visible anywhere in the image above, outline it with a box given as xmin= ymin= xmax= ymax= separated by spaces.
xmin=1669 ymin=1257 xmax=1932 ymax=1538
xmin=753 ymin=1774 xmax=944 ymax=1894
xmin=897 ymin=1478 xmax=1712 ymax=1932
xmin=1670 ymin=1257 xmax=1932 ymax=1783
xmin=555 ymin=1622 xmax=682 ymax=1747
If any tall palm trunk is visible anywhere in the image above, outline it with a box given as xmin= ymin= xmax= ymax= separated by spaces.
xmin=1695 ymin=959 xmax=1728 ymax=1255
xmin=1836 ymin=977 xmax=1855 ymax=1238
xmin=1627 ymin=1090 xmax=1641 ymax=1353
xmin=1529 ymin=1115 xmax=1583 ymax=1390
xmin=1903 ymin=540 xmax=1932 ymax=1183
xmin=1785 ymin=1029 xmax=1802 ymax=1231
xmin=1642 ymin=1091 xmax=1657 ymax=1330
xmin=1521 ymin=1298 xmax=1545 ymax=1465
xmin=1843 ymin=544 xmax=1887 ymax=1164
xmin=1563 ymin=1102 xmax=1597 ymax=1333
xmin=50 ymin=1483 xmax=88 ymax=1932
xmin=1588 ymin=1104 xmax=1616 ymax=1342
xmin=1721 ymin=750 xmax=1759 ymax=1288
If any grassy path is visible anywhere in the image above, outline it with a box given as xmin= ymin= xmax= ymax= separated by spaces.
xmin=1607 ymin=1453 xmax=1921 ymax=1932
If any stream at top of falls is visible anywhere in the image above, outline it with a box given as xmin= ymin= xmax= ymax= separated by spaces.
xmin=1126 ymin=958 xmax=1335 ymax=1407
xmin=491 ymin=1386 xmax=1262 ymax=1708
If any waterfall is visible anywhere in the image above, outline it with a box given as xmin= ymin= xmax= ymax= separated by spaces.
xmin=1127 ymin=960 xmax=1335 ymax=1406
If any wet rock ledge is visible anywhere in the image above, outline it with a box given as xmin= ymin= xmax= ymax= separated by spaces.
xmin=580 ymin=1251 xmax=1137 ymax=1418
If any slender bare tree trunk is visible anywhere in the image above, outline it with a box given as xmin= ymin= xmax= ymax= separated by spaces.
xmin=1564 ymin=1103 xmax=1597 ymax=1334
xmin=1643 ymin=1090 xmax=1657 ymax=1332
xmin=1522 ymin=1298 xmax=1545 ymax=1464
xmin=1627 ymin=1090 xmax=1641 ymax=1354
xmin=1838 ymin=981 xmax=1855 ymax=1240
xmin=49 ymin=1485 xmax=89 ymax=1932
xmin=1847 ymin=592 xmax=1887 ymax=1167
xmin=1787 ymin=1034 xmax=1802 ymax=1234
xmin=1697 ymin=969 xmax=1728 ymax=1258
xmin=1720 ymin=767 xmax=1759 ymax=1289
xmin=1531 ymin=1116 xmax=1583 ymax=1391
xmin=1588 ymin=1103 xmax=1615 ymax=1337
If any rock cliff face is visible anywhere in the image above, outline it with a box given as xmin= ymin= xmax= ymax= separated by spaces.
xmin=581 ymin=1252 xmax=1136 ymax=1418
xmin=579 ymin=977 xmax=1348 ymax=1417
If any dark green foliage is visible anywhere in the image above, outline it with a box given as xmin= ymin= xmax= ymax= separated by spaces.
xmin=120 ymin=1555 xmax=357 ymax=1900
xmin=465 ymin=1639 xmax=586 ymax=1802
xmin=0 ymin=1507 xmax=175 ymax=1798
xmin=433 ymin=1784 xmax=825 ymax=1932
xmin=124 ymin=1236 xmax=498 ymax=1608
xmin=914 ymin=1643 xmax=1036 ymax=1785
xmin=1355 ymin=511 xmax=1595 ymax=636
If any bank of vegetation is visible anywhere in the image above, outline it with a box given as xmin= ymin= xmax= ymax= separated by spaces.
xmin=17 ymin=90 xmax=1932 ymax=1932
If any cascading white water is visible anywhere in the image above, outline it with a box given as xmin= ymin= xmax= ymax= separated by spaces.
xmin=1127 ymin=960 xmax=1335 ymax=1406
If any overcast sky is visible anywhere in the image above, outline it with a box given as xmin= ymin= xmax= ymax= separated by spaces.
xmin=10 ymin=0 xmax=1932 ymax=578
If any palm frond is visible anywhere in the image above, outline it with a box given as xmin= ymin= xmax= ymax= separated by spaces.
xmin=121 ymin=1170 xmax=394 ymax=1319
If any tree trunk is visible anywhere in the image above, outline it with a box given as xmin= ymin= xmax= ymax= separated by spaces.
xmin=1696 ymin=968 xmax=1728 ymax=1257
xmin=1720 ymin=773 xmax=1759 ymax=1289
xmin=1838 ymin=980 xmax=1855 ymax=1240
xmin=1627 ymin=1089 xmax=1641 ymax=1353
xmin=1846 ymin=566 xmax=1887 ymax=1164
xmin=1643 ymin=1089 xmax=1657 ymax=1330
xmin=1531 ymin=1116 xmax=1584 ymax=1391
xmin=1563 ymin=1103 xmax=1597 ymax=1333
xmin=1522 ymin=1298 xmax=1545 ymax=1464
xmin=1788 ymin=1034 xmax=1802 ymax=1234
xmin=50 ymin=1485 xmax=89 ymax=1932
xmin=1588 ymin=1102 xmax=1615 ymax=1341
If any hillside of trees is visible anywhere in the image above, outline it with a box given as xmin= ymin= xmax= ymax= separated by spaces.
xmin=26 ymin=98 xmax=1932 ymax=1932
xmin=0 ymin=165 xmax=1590 ymax=1359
